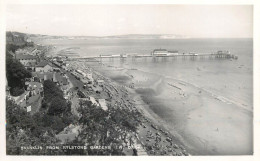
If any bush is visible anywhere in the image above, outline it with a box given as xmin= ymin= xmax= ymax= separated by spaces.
xmin=6 ymin=100 xmax=65 ymax=155
xmin=42 ymin=115 xmax=66 ymax=133
xmin=10 ymin=87 xmax=25 ymax=96
xmin=47 ymin=98 xmax=67 ymax=116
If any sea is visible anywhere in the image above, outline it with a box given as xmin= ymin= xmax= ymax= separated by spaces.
xmin=37 ymin=38 xmax=253 ymax=155
xmin=40 ymin=38 xmax=253 ymax=110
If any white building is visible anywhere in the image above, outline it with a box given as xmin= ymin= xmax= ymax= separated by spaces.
xmin=152 ymin=49 xmax=179 ymax=56
xmin=89 ymin=96 xmax=98 ymax=106
xmin=98 ymin=99 xmax=108 ymax=111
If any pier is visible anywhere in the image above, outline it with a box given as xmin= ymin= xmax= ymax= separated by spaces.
xmin=69 ymin=50 xmax=238 ymax=62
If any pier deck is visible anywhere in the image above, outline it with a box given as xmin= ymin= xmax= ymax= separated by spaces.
xmin=69 ymin=52 xmax=238 ymax=62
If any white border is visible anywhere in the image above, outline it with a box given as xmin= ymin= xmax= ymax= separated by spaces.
xmin=0 ymin=1 xmax=259 ymax=161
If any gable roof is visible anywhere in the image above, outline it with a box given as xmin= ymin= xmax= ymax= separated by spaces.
xmin=25 ymin=62 xmax=37 ymax=67
xmin=33 ymin=72 xmax=53 ymax=80
xmin=16 ymin=54 xmax=36 ymax=60
xmin=33 ymin=72 xmax=68 ymax=85
xmin=36 ymin=61 xmax=52 ymax=67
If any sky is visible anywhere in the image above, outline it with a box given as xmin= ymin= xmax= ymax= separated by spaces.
xmin=6 ymin=5 xmax=253 ymax=38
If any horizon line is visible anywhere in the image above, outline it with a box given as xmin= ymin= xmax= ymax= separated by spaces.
xmin=6 ymin=31 xmax=253 ymax=39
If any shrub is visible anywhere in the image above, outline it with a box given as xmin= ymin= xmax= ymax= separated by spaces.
xmin=10 ymin=87 xmax=24 ymax=96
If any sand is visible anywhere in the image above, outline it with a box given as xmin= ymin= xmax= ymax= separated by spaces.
xmin=156 ymin=78 xmax=253 ymax=155
xmin=85 ymin=62 xmax=253 ymax=155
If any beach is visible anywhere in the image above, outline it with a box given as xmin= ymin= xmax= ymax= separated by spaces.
xmin=86 ymin=62 xmax=253 ymax=155
xmin=64 ymin=60 xmax=190 ymax=155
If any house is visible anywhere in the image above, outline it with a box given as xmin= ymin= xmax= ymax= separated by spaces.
xmin=32 ymin=72 xmax=53 ymax=82
xmin=31 ymin=48 xmax=41 ymax=56
xmin=32 ymin=72 xmax=69 ymax=86
xmin=15 ymin=47 xmax=40 ymax=56
xmin=32 ymin=71 xmax=70 ymax=96
xmin=98 ymin=99 xmax=108 ymax=111
xmin=16 ymin=54 xmax=37 ymax=70
xmin=15 ymin=48 xmax=29 ymax=55
xmin=35 ymin=61 xmax=53 ymax=72
xmin=25 ymin=82 xmax=44 ymax=96
xmin=22 ymin=81 xmax=43 ymax=114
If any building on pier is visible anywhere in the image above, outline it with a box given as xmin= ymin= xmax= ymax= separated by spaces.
xmin=217 ymin=50 xmax=231 ymax=55
xmin=152 ymin=49 xmax=178 ymax=56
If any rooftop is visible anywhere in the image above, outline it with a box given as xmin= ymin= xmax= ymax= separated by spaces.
xmin=36 ymin=61 xmax=53 ymax=67
xmin=16 ymin=54 xmax=36 ymax=60
xmin=153 ymin=49 xmax=167 ymax=52
xmin=33 ymin=72 xmax=69 ymax=85
xmin=25 ymin=62 xmax=37 ymax=67
xmin=26 ymin=81 xmax=43 ymax=92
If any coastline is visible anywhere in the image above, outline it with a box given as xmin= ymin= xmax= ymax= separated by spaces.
xmin=66 ymin=60 xmax=191 ymax=155
xmin=87 ymin=61 xmax=253 ymax=155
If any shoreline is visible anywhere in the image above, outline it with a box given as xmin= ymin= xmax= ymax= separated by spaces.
xmin=86 ymin=61 xmax=253 ymax=155
xmin=66 ymin=60 xmax=191 ymax=155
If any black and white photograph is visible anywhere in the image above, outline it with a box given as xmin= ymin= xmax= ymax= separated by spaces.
xmin=1 ymin=0 xmax=259 ymax=160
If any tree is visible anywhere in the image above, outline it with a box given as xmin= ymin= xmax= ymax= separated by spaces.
xmin=6 ymin=52 xmax=32 ymax=96
xmin=6 ymin=100 xmax=66 ymax=155
xmin=47 ymin=99 xmax=67 ymax=116
xmin=74 ymin=101 xmax=142 ymax=155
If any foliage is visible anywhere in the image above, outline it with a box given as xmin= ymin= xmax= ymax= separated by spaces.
xmin=10 ymin=87 xmax=25 ymax=96
xmin=43 ymin=80 xmax=71 ymax=116
xmin=43 ymin=80 xmax=64 ymax=102
xmin=6 ymin=51 xmax=32 ymax=96
xmin=47 ymin=98 xmax=67 ymax=116
xmin=6 ymin=42 xmax=34 ymax=53
xmin=6 ymin=99 xmax=65 ymax=155
xmin=71 ymin=101 xmax=142 ymax=155
xmin=42 ymin=80 xmax=73 ymax=132
xmin=6 ymin=80 xmax=74 ymax=155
